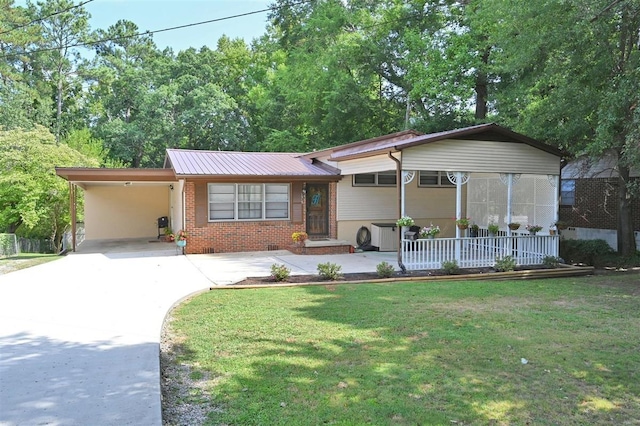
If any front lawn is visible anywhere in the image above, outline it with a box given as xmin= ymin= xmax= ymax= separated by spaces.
xmin=162 ymin=274 xmax=640 ymax=425
xmin=0 ymin=253 xmax=60 ymax=275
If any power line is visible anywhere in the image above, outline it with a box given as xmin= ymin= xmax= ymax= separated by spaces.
xmin=3 ymin=0 xmax=314 ymax=57
xmin=0 ymin=0 xmax=96 ymax=36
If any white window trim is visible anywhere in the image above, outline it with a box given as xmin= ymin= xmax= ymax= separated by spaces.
xmin=208 ymin=183 xmax=290 ymax=221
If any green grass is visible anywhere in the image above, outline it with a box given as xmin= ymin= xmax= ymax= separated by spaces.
xmin=0 ymin=253 xmax=60 ymax=274
xmin=166 ymin=275 xmax=640 ymax=425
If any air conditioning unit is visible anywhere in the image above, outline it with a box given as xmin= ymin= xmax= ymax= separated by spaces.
xmin=371 ymin=223 xmax=398 ymax=252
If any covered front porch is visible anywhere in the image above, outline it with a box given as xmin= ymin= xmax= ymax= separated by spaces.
xmin=399 ymin=170 xmax=561 ymax=270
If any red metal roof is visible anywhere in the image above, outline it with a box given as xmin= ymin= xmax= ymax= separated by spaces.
xmin=327 ymin=123 xmax=563 ymax=161
xmin=166 ymin=149 xmax=339 ymax=177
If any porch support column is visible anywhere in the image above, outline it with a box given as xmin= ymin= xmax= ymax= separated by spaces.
xmin=455 ymin=172 xmax=463 ymax=239
xmin=389 ymin=152 xmax=406 ymax=273
xmin=506 ymin=173 xmax=513 ymax=237
xmin=552 ymin=175 xmax=559 ymax=225
xmin=69 ymin=182 xmax=77 ymax=252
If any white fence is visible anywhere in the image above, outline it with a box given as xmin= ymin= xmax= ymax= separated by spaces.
xmin=402 ymin=235 xmax=559 ymax=270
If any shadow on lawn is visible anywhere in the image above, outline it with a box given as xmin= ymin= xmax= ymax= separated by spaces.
xmin=211 ymin=282 xmax=638 ymax=425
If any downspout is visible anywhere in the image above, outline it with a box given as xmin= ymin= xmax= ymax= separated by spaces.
xmin=389 ymin=152 xmax=406 ymax=273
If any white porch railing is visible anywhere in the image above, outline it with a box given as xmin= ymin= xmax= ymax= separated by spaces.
xmin=402 ymin=235 xmax=560 ymax=270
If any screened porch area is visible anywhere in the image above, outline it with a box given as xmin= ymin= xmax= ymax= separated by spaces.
xmin=400 ymin=171 xmax=560 ymax=270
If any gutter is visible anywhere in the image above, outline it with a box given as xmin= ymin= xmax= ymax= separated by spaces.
xmin=388 ymin=152 xmax=407 ymax=274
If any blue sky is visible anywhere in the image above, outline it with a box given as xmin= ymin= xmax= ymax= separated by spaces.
xmin=19 ymin=0 xmax=273 ymax=51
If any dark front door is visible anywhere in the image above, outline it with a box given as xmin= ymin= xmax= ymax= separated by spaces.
xmin=306 ymin=183 xmax=329 ymax=236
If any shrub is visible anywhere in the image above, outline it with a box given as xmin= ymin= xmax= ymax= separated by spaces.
xmin=441 ymin=259 xmax=459 ymax=275
xmin=317 ymin=262 xmax=342 ymax=280
xmin=376 ymin=261 xmax=395 ymax=278
xmin=494 ymin=255 xmax=516 ymax=272
xmin=559 ymin=239 xmax=614 ymax=266
xmin=542 ymin=255 xmax=561 ymax=268
xmin=270 ymin=263 xmax=291 ymax=282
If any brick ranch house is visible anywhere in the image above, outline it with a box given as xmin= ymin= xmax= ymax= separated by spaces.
xmin=56 ymin=123 xmax=564 ymax=269
xmin=559 ymin=153 xmax=640 ymax=249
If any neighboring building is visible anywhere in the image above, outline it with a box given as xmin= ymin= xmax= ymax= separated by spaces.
xmin=57 ymin=123 xmax=564 ymax=268
xmin=559 ymin=154 xmax=640 ymax=249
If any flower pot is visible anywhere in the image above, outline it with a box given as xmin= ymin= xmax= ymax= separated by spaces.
xmin=457 ymin=224 xmax=468 ymax=230
xmin=176 ymin=240 xmax=186 ymax=247
xmin=469 ymin=228 xmax=479 ymax=238
xmin=508 ymin=224 xmax=520 ymax=230
xmin=529 ymin=231 xmax=537 ymax=236
xmin=549 ymin=229 xmax=557 ymax=236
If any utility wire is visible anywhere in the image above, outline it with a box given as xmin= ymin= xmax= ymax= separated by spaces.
xmin=0 ymin=0 xmax=96 ymax=36
xmin=2 ymin=0 xmax=314 ymax=57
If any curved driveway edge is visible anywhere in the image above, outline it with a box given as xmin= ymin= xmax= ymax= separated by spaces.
xmin=0 ymin=252 xmax=212 ymax=426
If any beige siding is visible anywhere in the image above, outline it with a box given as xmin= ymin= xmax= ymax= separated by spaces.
xmin=84 ymin=185 xmax=171 ymax=239
xmin=402 ymin=139 xmax=561 ymax=175
xmin=170 ymin=180 xmax=185 ymax=232
xmin=336 ymin=175 xmax=463 ymax=244
xmin=337 ymin=179 xmax=397 ymax=221
xmin=336 ymin=154 xmax=399 ymax=175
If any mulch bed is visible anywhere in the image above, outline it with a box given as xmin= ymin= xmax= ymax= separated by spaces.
xmin=233 ymin=265 xmax=550 ymax=286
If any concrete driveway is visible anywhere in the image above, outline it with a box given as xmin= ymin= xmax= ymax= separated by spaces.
xmin=0 ymin=244 xmax=398 ymax=425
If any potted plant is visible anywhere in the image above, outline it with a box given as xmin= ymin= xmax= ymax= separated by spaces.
xmin=419 ymin=223 xmax=440 ymax=239
xmin=292 ymin=231 xmax=308 ymax=246
xmin=508 ymin=222 xmax=520 ymax=230
xmin=175 ymin=230 xmax=187 ymax=247
xmin=526 ymin=224 xmax=543 ymax=235
xmin=487 ymin=223 xmax=500 ymax=236
xmin=164 ymin=228 xmax=174 ymax=242
xmin=549 ymin=224 xmax=557 ymax=235
xmin=469 ymin=223 xmax=479 ymax=237
xmin=555 ymin=220 xmax=568 ymax=230
xmin=396 ymin=216 xmax=415 ymax=234
xmin=455 ymin=217 xmax=471 ymax=230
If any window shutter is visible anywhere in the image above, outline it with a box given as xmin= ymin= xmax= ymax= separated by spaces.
xmin=195 ymin=183 xmax=208 ymax=227
xmin=291 ymin=182 xmax=303 ymax=223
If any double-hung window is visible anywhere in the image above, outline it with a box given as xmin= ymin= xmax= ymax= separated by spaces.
xmin=208 ymin=183 xmax=290 ymax=221
xmin=560 ymin=179 xmax=575 ymax=206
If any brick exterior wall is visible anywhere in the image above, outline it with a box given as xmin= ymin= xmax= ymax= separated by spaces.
xmin=183 ymin=181 xmax=338 ymax=254
xmin=559 ymin=177 xmax=640 ymax=230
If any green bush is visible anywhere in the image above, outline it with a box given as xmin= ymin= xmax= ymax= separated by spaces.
xmin=376 ymin=261 xmax=395 ymax=278
xmin=542 ymin=255 xmax=561 ymax=268
xmin=270 ymin=263 xmax=291 ymax=282
xmin=441 ymin=259 xmax=459 ymax=275
xmin=494 ymin=255 xmax=516 ymax=272
xmin=317 ymin=262 xmax=343 ymax=280
xmin=559 ymin=239 xmax=614 ymax=266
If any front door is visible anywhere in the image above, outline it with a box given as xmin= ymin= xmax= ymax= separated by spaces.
xmin=306 ymin=183 xmax=329 ymax=236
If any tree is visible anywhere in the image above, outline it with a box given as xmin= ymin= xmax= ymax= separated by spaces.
xmin=0 ymin=126 xmax=97 ymax=251
xmin=27 ymin=0 xmax=92 ymax=141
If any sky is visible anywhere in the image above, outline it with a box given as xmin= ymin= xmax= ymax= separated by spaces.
xmin=19 ymin=0 xmax=274 ymax=52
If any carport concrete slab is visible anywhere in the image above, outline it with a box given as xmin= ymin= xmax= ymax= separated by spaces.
xmin=74 ymin=238 xmax=178 ymax=256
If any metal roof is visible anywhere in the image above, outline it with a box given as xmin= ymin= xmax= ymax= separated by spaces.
xmin=166 ymin=149 xmax=340 ymax=177
xmin=327 ymin=123 xmax=563 ymax=161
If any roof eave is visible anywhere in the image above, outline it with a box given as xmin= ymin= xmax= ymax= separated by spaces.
xmin=55 ymin=167 xmax=177 ymax=182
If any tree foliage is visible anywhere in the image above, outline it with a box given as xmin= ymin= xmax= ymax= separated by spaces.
xmin=0 ymin=126 xmax=97 ymax=250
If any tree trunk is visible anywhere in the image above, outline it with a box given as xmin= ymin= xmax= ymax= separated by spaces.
xmin=474 ymin=48 xmax=490 ymax=120
xmin=617 ymin=163 xmax=636 ymax=255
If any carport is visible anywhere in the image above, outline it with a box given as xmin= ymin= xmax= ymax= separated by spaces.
xmin=55 ymin=168 xmax=182 ymax=252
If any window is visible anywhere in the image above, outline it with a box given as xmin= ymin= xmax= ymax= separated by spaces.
xmin=418 ymin=171 xmax=456 ymax=187
xmin=560 ymin=179 xmax=575 ymax=206
xmin=208 ymin=183 xmax=290 ymax=221
xmin=353 ymin=171 xmax=397 ymax=186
